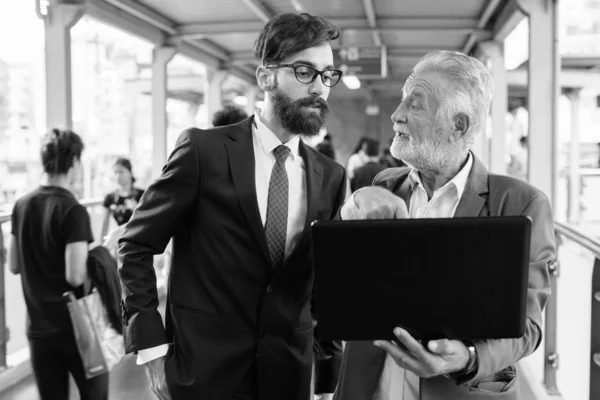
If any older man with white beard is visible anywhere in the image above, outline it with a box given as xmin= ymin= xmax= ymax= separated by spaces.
xmin=333 ymin=51 xmax=556 ymax=400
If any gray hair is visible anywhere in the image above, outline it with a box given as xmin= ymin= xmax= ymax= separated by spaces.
xmin=412 ymin=50 xmax=493 ymax=148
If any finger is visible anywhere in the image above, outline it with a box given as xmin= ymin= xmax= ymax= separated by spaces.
xmin=394 ymin=201 xmax=409 ymax=219
xmin=374 ymin=340 xmax=423 ymax=373
xmin=427 ymin=339 xmax=452 ymax=355
xmin=392 ymin=327 xmax=430 ymax=360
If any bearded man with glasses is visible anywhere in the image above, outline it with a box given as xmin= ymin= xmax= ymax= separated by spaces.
xmin=119 ymin=12 xmax=346 ymax=400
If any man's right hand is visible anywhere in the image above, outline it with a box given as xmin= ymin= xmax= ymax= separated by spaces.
xmin=144 ymin=356 xmax=171 ymax=400
xmin=341 ymin=187 xmax=409 ymax=220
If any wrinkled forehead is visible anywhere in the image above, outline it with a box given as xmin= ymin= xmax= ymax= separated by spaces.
xmin=402 ymin=71 xmax=448 ymax=103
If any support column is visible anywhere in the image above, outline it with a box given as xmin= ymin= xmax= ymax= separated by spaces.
xmin=43 ymin=2 xmax=84 ymax=130
xmin=472 ymin=118 xmax=490 ymax=167
xmin=517 ymin=0 xmax=559 ymax=205
xmin=479 ymin=41 xmax=508 ymax=175
xmin=566 ymin=88 xmax=581 ymax=223
xmin=152 ymin=46 xmax=176 ymax=178
xmin=244 ymin=86 xmax=260 ymax=117
xmin=204 ymin=69 xmax=229 ymax=125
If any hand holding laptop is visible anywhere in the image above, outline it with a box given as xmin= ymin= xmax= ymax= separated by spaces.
xmin=373 ymin=327 xmax=470 ymax=378
xmin=341 ymin=187 xmax=408 ymax=220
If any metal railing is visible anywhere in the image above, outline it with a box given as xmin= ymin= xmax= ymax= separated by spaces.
xmin=543 ymin=221 xmax=600 ymax=399
xmin=0 ymin=197 xmax=103 ymax=370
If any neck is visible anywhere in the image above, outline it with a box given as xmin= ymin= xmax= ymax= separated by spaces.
xmin=418 ymin=151 xmax=469 ymax=198
xmin=119 ymin=183 xmax=132 ymax=193
xmin=43 ymin=174 xmax=71 ymax=190
xmin=259 ymin=102 xmax=295 ymax=144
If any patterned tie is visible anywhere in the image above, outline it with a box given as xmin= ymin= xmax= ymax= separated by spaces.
xmin=265 ymin=145 xmax=290 ymax=270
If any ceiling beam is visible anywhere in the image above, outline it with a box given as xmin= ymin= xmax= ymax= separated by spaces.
xmin=362 ymin=0 xmax=382 ymax=46
xmin=177 ymin=18 xmax=482 ymax=37
xmin=289 ymin=0 xmax=306 ymax=13
xmin=101 ymin=0 xmax=177 ymax=34
xmin=492 ymin=0 xmax=526 ymax=41
xmin=462 ymin=0 xmax=502 ymax=54
xmin=239 ymin=0 xmax=273 ymax=23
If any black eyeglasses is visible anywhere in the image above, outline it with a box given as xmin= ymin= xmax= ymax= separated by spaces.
xmin=265 ymin=63 xmax=343 ymax=87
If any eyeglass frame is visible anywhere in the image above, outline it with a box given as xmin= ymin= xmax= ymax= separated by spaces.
xmin=264 ymin=63 xmax=344 ymax=87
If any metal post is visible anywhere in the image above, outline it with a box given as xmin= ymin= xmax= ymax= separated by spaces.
xmin=151 ymin=46 xmax=176 ymax=178
xmin=0 ymin=224 xmax=6 ymax=370
xmin=591 ymin=257 xmax=600 ymax=400
xmin=566 ymin=89 xmax=581 ymax=224
xmin=516 ymin=0 xmax=559 ymax=206
xmin=43 ymin=2 xmax=84 ymax=130
xmin=478 ymin=41 xmax=508 ymax=175
xmin=544 ymin=240 xmax=560 ymax=395
xmin=204 ymin=69 xmax=229 ymax=126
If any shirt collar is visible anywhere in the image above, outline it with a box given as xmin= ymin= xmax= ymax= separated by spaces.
xmin=253 ymin=112 xmax=300 ymax=160
xmin=407 ymin=152 xmax=473 ymax=198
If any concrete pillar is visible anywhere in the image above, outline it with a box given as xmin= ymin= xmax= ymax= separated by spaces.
xmin=244 ymin=86 xmax=260 ymax=117
xmin=43 ymin=2 xmax=84 ymax=130
xmin=479 ymin=41 xmax=508 ymax=175
xmin=204 ymin=69 xmax=229 ymax=125
xmin=517 ymin=0 xmax=559 ymax=205
xmin=566 ymin=88 xmax=581 ymax=223
xmin=152 ymin=46 xmax=176 ymax=178
xmin=472 ymin=119 xmax=490 ymax=167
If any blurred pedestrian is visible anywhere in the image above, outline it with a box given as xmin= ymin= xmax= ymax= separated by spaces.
xmin=212 ymin=105 xmax=249 ymax=127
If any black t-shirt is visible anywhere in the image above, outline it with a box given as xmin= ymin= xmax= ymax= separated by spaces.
xmin=103 ymin=187 xmax=144 ymax=226
xmin=11 ymin=186 xmax=94 ymax=338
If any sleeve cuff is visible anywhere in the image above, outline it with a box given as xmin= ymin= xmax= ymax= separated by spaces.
xmin=136 ymin=344 xmax=169 ymax=365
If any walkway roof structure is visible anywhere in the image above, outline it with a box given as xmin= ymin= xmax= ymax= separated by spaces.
xmin=85 ymin=0 xmax=526 ymax=101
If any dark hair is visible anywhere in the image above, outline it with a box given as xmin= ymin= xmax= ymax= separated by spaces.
xmin=253 ymin=13 xmax=339 ymax=65
xmin=519 ymin=136 xmax=528 ymax=146
xmin=364 ymin=138 xmax=380 ymax=157
xmin=114 ymin=157 xmax=135 ymax=184
xmin=316 ymin=142 xmax=335 ymax=160
xmin=353 ymin=136 xmax=369 ymax=154
xmin=212 ymin=106 xmax=249 ymax=127
xmin=40 ymin=128 xmax=84 ymax=175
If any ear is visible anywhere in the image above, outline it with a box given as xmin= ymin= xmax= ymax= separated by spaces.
xmin=256 ymin=66 xmax=276 ymax=92
xmin=451 ymin=113 xmax=470 ymax=142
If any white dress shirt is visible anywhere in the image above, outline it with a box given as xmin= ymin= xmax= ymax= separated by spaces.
xmin=137 ymin=113 xmax=308 ymax=365
xmin=372 ymin=153 xmax=473 ymax=399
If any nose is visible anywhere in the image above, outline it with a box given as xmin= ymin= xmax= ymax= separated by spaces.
xmin=391 ymin=102 xmax=407 ymax=124
xmin=308 ymin=75 xmax=327 ymax=97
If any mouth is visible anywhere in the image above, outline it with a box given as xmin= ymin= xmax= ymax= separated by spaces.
xmin=394 ymin=124 xmax=409 ymax=139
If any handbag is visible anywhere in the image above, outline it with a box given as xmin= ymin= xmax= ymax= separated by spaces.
xmin=64 ymin=287 xmax=125 ymax=379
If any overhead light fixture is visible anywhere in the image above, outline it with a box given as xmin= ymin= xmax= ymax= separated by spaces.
xmin=233 ymin=95 xmax=248 ymax=106
xmin=342 ymin=75 xmax=361 ymax=90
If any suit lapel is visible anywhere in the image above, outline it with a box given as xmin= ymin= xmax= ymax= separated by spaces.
xmin=453 ymin=153 xmax=489 ymax=218
xmin=225 ymin=117 xmax=271 ymax=266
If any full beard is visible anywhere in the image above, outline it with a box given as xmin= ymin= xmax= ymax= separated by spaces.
xmin=272 ymin=89 xmax=330 ymax=137
xmin=391 ymin=123 xmax=453 ymax=172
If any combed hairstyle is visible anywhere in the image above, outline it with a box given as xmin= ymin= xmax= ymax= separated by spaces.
xmin=212 ymin=105 xmax=249 ymax=127
xmin=40 ymin=128 xmax=84 ymax=175
xmin=253 ymin=13 xmax=339 ymax=65
xmin=412 ymin=50 xmax=493 ymax=148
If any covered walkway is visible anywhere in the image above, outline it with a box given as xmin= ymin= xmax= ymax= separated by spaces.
xmin=1 ymin=0 xmax=600 ymax=399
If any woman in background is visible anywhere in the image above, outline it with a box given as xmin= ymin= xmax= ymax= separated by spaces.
xmin=8 ymin=129 xmax=108 ymax=400
xmin=100 ymin=157 xmax=144 ymax=242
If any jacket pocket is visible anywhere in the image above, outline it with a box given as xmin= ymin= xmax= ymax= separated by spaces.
xmin=170 ymin=302 xmax=221 ymax=320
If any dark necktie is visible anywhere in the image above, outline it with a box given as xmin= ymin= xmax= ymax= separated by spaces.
xmin=265 ymin=145 xmax=290 ymax=270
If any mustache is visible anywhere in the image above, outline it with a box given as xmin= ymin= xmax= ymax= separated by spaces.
xmin=295 ymin=96 xmax=329 ymax=111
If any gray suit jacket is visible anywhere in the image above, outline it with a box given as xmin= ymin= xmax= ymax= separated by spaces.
xmin=334 ymin=154 xmax=556 ymax=400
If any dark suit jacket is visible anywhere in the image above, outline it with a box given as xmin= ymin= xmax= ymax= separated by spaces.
xmin=334 ymin=154 xmax=555 ymax=400
xmin=350 ymin=161 xmax=386 ymax=192
xmin=119 ymin=117 xmax=347 ymax=400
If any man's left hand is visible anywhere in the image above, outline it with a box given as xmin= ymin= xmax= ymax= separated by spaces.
xmin=374 ymin=327 xmax=470 ymax=378
xmin=314 ymin=394 xmax=333 ymax=400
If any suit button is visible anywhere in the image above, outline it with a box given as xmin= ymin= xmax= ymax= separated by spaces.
xmin=259 ymin=330 xmax=266 ymax=339
xmin=266 ymin=285 xmax=274 ymax=293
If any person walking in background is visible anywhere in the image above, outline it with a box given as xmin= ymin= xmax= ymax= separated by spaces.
xmin=379 ymin=137 xmax=406 ymax=169
xmin=316 ymin=133 xmax=336 ymax=160
xmin=7 ymin=129 xmax=109 ymax=400
xmin=100 ymin=157 xmax=144 ymax=243
xmin=119 ymin=12 xmax=346 ymax=400
xmin=346 ymin=136 xmax=369 ymax=180
xmin=212 ymin=105 xmax=249 ymax=127
xmin=350 ymin=138 xmax=384 ymax=192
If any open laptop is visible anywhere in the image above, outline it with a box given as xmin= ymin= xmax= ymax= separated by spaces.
xmin=311 ymin=217 xmax=531 ymax=341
